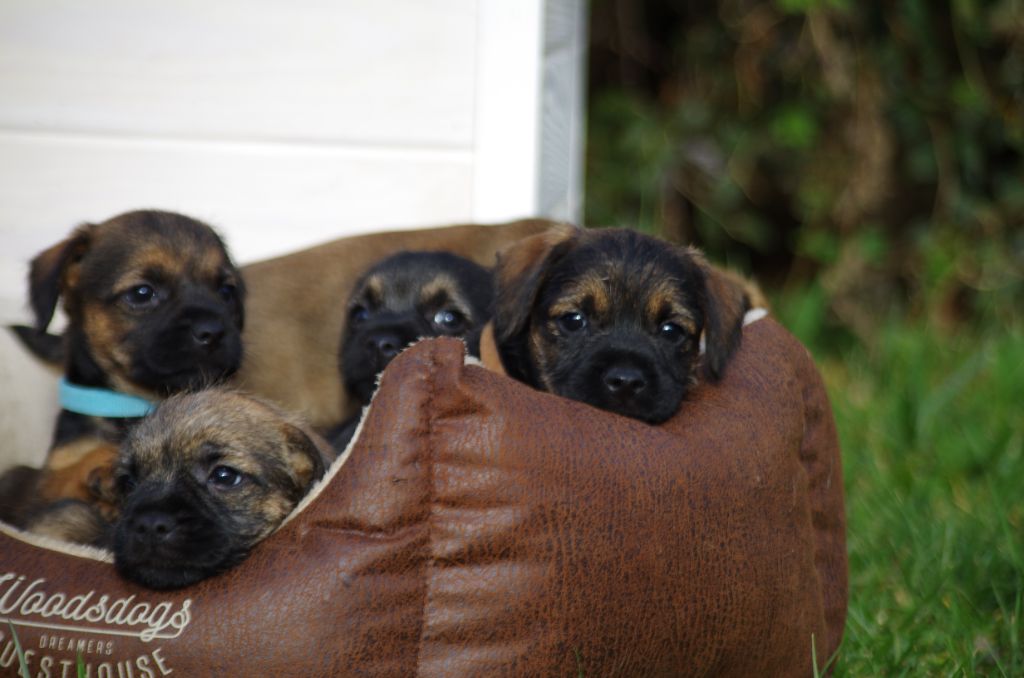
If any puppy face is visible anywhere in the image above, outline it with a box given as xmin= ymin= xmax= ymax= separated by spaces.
xmin=112 ymin=390 xmax=329 ymax=589
xmin=493 ymin=226 xmax=753 ymax=423
xmin=26 ymin=210 xmax=245 ymax=396
xmin=340 ymin=251 xmax=493 ymax=404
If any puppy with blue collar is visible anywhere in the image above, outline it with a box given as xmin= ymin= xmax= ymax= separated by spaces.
xmin=0 ymin=209 xmax=245 ymax=542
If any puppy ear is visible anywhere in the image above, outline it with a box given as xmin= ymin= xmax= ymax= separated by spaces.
xmin=689 ymin=249 xmax=762 ymax=381
xmin=28 ymin=225 xmax=93 ymax=331
xmin=492 ymin=223 xmax=580 ymax=343
xmin=231 ymin=271 xmax=247 ymax=331
xmin=281 ymin=423 xmax=328 ymax=490
xmin=7 ymin=324 xmax=65 ymax=366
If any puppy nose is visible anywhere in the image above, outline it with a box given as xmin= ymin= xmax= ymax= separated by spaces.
xmin=129 ymin=510 xmax=178 ymax=541
xmin=367 ymin=333 xmax=403 ymax=361
xmin=603 ymin=366 xmax=647 ymax=397
xmin=191 ymin=318 xmax=225 ymax=347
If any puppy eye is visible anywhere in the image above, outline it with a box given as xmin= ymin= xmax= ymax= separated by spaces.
xmin=659 ymin=322 xmax=687 ymax=344
xmin=349 ymin=305 xmax=370 ymax=325
xmin=123 ymin=284 xmax=158 ymax=309
xmin=557 ymin=312 xmax=587 ymax=334
xmin=208 ymin=465 xmax=244 ymax=489
xmin=432 ymin=309 xmax=465 ymax=332
xmin=218 ymin=283 xmax=237 ymax=302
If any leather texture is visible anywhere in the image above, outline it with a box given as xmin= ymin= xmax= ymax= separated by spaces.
xmin=0 ymin=317 xmax=845 ymax=677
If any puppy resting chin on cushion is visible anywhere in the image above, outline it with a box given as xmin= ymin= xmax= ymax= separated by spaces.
xmin=112 ymin=389 xmax=333 ymax=590
xmin=492 ymin=224 xmax=765 ymax=423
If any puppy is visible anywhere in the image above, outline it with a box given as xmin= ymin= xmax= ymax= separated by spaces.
xmin=1 ymin=209 xmax=245 ymax=530
xmin=492 ymin=225 xmax=764 ymax=423
xmin=112 ymin=389 xmax=332 ymax=589
xmin=331 ymin=251 xmax=493 ymax=447
xmin=236 ymin=218 xmax=554 ymax=430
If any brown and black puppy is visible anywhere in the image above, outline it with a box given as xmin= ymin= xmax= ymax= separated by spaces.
xmin=330 ymin=251 xmax=493 ymax=448
xmin=0 ymin=209 xmax=245 ymax=528
xmin=492 ymin=225 xmax=763 ymax=423
xmin=341 ymin=251 xmax=494 ymax=403
xmin=111 ymin=389 xmax=332 ymax=589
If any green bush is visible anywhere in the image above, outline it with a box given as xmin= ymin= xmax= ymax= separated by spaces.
xmin=587 ymin=0 xmax=1022 ymax=340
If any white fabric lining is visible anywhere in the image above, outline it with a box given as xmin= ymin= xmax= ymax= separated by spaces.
xmin=700 ymin=307 xmax=768 ymax=354
xmin=279 ymin=404 xmax=368 ymax=528
xmin=0 ymin=519 xmax=114 ymax=562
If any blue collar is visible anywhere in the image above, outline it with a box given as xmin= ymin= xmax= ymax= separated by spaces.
xmin=59 ymin=378 xmax=156 ymax=418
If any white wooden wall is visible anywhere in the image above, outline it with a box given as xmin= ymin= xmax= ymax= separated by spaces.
xmin=0 ymin=0 xmax=587 ymax=465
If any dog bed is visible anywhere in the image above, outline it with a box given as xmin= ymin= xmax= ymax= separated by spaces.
xmin=0 ymin=313 xmax=846 ymax=676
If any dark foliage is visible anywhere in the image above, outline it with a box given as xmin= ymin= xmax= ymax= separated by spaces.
xmin=587 ymin=0 xmax=1023 ymax=347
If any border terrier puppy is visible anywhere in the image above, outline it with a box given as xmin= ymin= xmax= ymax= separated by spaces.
xmin=330 ymin=251 xmax=493 ymax=447
xmin=492 ymin=225 xmax=764 ymax=423
xmin=112 ymin=389 xmax=333 ymax=590
xmin=0 ymin=210 xmax=245 ymax=530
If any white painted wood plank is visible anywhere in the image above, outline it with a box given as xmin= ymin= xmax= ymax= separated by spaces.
xmin=0 ymin=0 xmax=477 ymax=147
xmin=0 ymin=131 xmax=475 ymax=326
xmin=472 ymin=0 xmax=544 ymax=222
xmin=539 ymin=0 xmax=587 ymax=222
xmin=472 ymin=0 xmax=586 ymax=224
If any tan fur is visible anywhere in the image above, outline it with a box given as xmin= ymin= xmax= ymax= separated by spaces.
xmin=417 ymin=274 xmax=474 ymax=318
xmin=687 ymin=248 xmax=768 ymax=320
xmin=551 ymin=272 xmax=612 ymax=319
xmin=478 ymin=323 xmax=506 ymax=376
xmin=112 ymin=245 xmax=189 ymax=286
xmin=80 ymin=300 xmax=141 ymax=395
xmin=236 ymin=218 xmax=558 ymax=427
xmin=362 ymin=275 xmax=385 ymax=307
xmin=38 ymin=444 xmax=118 ymax=504
xmin=130 ymin=390 xmax=334 ymax=464
xmin=125 ymin=389 xmax=335 ymax=532
xmin=493 ymin=223 xmax=579 ymax=296
xmin=25 ymin=500 xmax=108 ymax=545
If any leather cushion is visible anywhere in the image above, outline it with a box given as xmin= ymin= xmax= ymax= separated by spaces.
xmin=0 ymin=317 xmax=845 ymax=677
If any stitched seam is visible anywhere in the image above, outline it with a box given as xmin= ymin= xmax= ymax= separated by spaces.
xmin=797 ymin=349 xmax=839 ymax=661
xmin=414 ymin=345 xmax=440 ymax=676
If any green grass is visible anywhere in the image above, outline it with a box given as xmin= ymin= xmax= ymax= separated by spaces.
xmin=776 ymin=297 xmax=1023 ymax=675
xmin=7 ymin=621 xmax=29 ymax=678
xmin=6 ymin=622 xmax=86 ymax=677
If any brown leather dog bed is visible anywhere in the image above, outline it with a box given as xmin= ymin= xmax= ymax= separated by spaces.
xmin=0 ymin=312 xmax=845 ymax=676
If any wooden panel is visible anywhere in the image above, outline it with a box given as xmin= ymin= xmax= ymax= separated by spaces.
xmin=0 ymin=131 xmax=475 ymax=321
xmin=539 ymin=0 xmax=586 ymax=221
xmin=472 ymin=0 xmax=586 ymax=224
xmin=472 ymin=0 xmax=543 ymax=222
xmin=0 ymin=0 xmax=477 ymax=147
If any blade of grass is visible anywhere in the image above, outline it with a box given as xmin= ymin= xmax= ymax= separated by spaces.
xmin=6 ymin=621 xmax=30 ymax=678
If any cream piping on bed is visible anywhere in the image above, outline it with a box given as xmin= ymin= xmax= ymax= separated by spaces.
xmin=699 ymin=307 xmax=768 ymax=355
xmin=0 ymin=520 xmax=114 ymax=562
